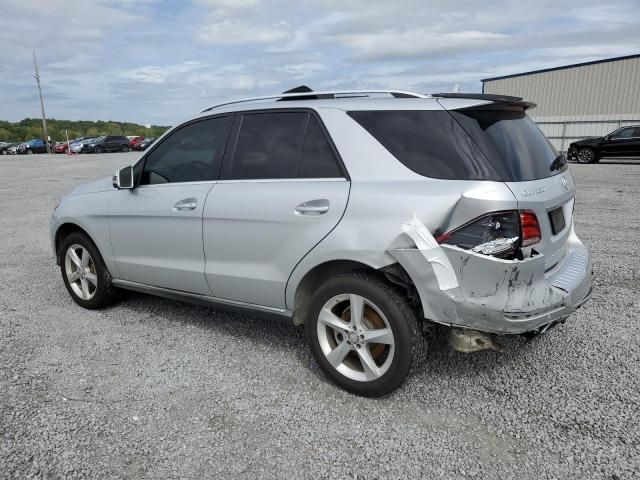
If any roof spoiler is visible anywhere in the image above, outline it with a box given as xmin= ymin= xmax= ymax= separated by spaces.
xmin=432 ymin=92 xmax=536 ymax=110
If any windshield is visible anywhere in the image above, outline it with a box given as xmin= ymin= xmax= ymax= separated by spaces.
xmin=449 ymin=108 xmax=564 ymax=181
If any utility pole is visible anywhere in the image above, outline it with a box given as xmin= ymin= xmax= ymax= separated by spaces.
xmin=32 ymin=50 xmax=50 ymax=153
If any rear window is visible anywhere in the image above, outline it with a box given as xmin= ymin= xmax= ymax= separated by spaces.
xmin=450 ymin=109 xmax=562 ymax=181
xmin=348 ymin=109 xmax=562 ymax=182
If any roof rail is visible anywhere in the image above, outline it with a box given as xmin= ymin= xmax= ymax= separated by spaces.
xmin=201 ymin=89 xmax=428 ymax=112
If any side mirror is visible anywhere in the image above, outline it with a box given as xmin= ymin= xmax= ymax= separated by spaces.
xmin=113 ymin=165 xmax=134 ymax=189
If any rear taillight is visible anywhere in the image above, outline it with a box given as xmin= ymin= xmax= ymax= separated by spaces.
xmin=436 ymin=210 xmax=541 ymax=257
xmin=520 ymin=210 xmax=541 ymax=247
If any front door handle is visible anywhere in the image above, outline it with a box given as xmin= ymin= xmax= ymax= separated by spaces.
xmin=295 ymin=199 xmax=330 ymax=215
xmin=173 ymin=198 xmax=197 ymax=211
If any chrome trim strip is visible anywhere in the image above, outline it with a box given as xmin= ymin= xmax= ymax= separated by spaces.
xmin=111 ymin=279 xmax=293 ymax=317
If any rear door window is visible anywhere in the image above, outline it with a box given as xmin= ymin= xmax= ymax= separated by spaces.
xmin=229 ymin=112 xmax=306 ymax=180
xmin=298 ymin=116 xmax=343 ymax=178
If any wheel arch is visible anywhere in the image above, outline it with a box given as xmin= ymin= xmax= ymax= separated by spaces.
xmin=291 ymin=259 xmax=384 ymax=325
xmin=55 ymin=223 xmax=97 ymax=265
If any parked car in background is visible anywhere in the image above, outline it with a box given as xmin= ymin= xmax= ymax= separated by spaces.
xmin=54 ymin=137 xmax=92 ymax=154
xmin=127 ymin=136 xmax=145 ymax=149
xmin=70 ymin=138 xmax=96 ymax=154
xmin=133 ymin=137 xmax=156 ymax=151
xmin=82 ymin=136 xmax=131 ymax=153
xmin=7 ymin=144 xmax=21 ymax=155
xmin=568 ymin=125 xmax=640 ymax=163
xmin=20 ymin=138 xmax=49 ymax=154
xmin=50 ymin=88 xmax=593 ymax=397
xmin=0 ymin=142 xmax=17 ymax=155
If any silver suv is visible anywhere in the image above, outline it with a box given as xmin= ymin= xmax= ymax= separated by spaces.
xmin=50 ymin=89 xmax=593 ymax=396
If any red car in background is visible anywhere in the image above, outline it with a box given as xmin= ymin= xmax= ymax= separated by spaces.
xmin=127 ymin=136 xmax=144 ymax=148
xmin=53 ymin=137 xmax=92 ymax=154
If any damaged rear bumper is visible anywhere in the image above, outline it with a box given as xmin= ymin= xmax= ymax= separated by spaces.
xmin=389 ymin=230 xmax=593 ymax=335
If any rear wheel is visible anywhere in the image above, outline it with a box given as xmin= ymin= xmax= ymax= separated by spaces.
xmin=121 ymin=144 xmax=131 ymax=152
xmin=577 ymin=147 xmax=596 ymax=164
xmin=305 ymin=272 xmax=427 ymax=397
xmin=59 ymin=232 xmax=120 ymax=309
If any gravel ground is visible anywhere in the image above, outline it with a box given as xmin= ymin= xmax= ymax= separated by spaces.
xmin=1 ymin=152 xmax=639 ymax=479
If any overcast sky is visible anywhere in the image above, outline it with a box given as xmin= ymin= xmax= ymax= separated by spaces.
xmin=1 ymin=0 xmax=639 ymax=125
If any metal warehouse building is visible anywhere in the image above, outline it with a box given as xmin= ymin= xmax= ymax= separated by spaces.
xmin=481 ymin=54 xmax=640 ymax=152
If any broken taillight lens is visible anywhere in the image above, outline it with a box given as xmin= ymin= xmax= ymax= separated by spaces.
xmin=436 ymin=211 xmax=521 ymax=257
xmin=436 ymin=210 xmax=541 ymax=257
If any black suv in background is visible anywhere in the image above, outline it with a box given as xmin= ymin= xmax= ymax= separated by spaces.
xmin=82 ymin=136 xmax=131 ymax=154
xmin=568 ymin=125 xmax=640 ymax=163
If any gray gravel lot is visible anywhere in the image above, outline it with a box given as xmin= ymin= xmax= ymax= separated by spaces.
xmin=1 ymin=152 xmax=639 ymax=479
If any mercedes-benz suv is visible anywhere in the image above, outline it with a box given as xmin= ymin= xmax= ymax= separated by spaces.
xmin=50 ymin=89 xmax=593 ymax=396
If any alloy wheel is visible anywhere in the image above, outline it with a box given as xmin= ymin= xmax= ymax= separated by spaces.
xmin=64 ymin=244 xmax=98 ymax=300
xmin=316 ymin=293 xmax=395 ymax=382
xmin=577 ymin=148 xmax=594 ymax=163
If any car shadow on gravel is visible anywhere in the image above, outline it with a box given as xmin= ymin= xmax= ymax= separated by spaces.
xmin=114 ymin=291 xmax=554 ymax=392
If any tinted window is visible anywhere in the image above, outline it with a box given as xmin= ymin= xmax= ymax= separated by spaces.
xmin=348 ymin=110 xmax=498 ymax=181
xmin=141 ymin=116 xmax=232 ymax=185
xmin=611 ymin=127 xmax=635 ymax=139
xmin=230 ymin=112 xmax=306 ymax=180
xmin=298 ymin=116 xmax=342 ymax=178
xmin=450 ymin=109 xmax=562 ymax=181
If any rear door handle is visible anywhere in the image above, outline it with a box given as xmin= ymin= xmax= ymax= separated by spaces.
xmin=173 ymin=198 xmax=197 ymax=211
xmin=295 ymin=199 xmax=330 ymax=215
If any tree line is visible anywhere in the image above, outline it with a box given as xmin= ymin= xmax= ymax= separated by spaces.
xmin=0 ymin=118 xmax=171 ymax=143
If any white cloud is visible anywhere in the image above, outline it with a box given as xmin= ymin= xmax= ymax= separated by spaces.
xmin=336 ymin=30 xmax=508 ymax=60
xmin=197 ymin=19 xmax=294 ymax=44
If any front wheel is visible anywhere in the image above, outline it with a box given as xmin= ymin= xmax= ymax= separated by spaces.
xmin=121 ymin=145 xmax=131 ymax=152
xmin=94 ymin=146 xmax=103 ymax=154
xmin=577 ymin=147 xmax=597 ymax=164
xmin=59 ymin=232 xmax=120 ymax=309
xmin=305 ymin=272 xmax=427 ymax=397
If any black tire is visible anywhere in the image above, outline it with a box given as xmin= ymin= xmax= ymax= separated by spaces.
xmin=94 ymin=146 xmax=103 ymax=154
xmin=577 ymin=147 xmax=597 ymax=164
xmin=121 ymin=145 xmax=131 ymax=152
xmin=26 ymin=149 xmax=33 ymax=155
xmin=305 ymin=272 xmax=427 ymax=397
xmin=59 ymin=232 xmax=120 ymax=309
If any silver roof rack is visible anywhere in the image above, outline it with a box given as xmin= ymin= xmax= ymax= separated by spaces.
xmin=201 ymin=89 xmax=429 ymax=112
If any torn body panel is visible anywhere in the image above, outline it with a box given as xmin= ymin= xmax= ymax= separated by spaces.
xmin=389 ymin=227 xmax=593 ymax=335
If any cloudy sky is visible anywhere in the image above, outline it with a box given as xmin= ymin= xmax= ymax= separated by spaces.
xmin=1 ymin=0 xmax=639 ymax=125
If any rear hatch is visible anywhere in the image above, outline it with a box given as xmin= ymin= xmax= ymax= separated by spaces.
xmin=442 ymin=100 xmax=572 ymax=270
xmin=347 ymin=97 xmax=573 ymax=268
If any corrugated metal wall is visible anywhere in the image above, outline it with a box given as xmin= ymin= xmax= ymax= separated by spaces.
xmin=483 ymin=56 xmax=640 ymax=151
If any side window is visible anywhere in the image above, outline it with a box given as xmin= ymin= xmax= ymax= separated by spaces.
xmin=141 ymin=116 xmax=233 ymax=185
xmin=229 ymin=112 xmax=306 ymax=180
xmin=298 ymin=116 xmax=343 ymax=178
xmin=612 ymin=128 xmax=634 ymax=139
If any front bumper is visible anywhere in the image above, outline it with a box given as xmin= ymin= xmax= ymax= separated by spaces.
xmin=390 ymin=229 xmax=593 ymax=334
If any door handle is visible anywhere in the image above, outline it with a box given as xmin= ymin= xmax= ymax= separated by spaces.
xmin=295 ymin=199 xmax=330 ymax=215
xmin=173 ymin=198 xmax=197 ymax=211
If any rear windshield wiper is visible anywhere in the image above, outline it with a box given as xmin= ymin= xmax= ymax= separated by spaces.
xmin=549 ymin=153 xmax=567 ymax=172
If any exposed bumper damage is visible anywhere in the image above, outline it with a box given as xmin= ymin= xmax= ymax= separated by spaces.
xmin=389 ymin=221 xmax=593 ymax=335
